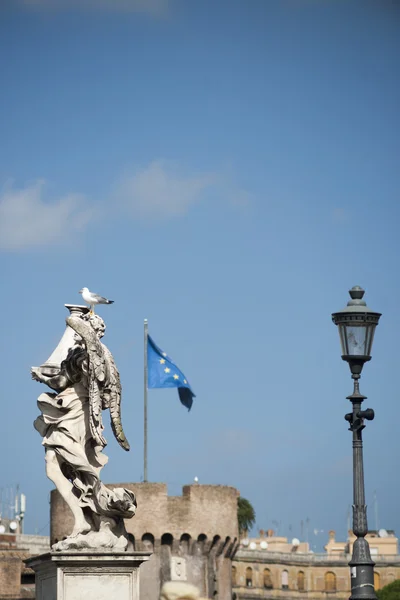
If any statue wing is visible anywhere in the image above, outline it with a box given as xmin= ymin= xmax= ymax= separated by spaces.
xmin=66 ymin=316 xmax=108 ymax=448
xmin=102 ymin=345 xmax=130 ymax=451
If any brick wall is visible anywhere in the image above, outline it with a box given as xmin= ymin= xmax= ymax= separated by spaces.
xmin=0 ymin=555 xmax=21 ymax=599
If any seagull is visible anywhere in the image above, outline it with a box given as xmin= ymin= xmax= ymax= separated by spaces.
xmin=79 ymin=287 xmax=114 ymax=315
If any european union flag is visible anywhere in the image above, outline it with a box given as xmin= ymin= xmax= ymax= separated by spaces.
xmin=147 ymin=335 xmax=195 ymax=411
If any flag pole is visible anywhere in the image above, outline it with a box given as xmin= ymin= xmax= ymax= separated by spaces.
xmin=144 ymin=318 xmax=148 ymax=483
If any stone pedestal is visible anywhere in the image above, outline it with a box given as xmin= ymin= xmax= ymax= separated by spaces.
xmin=25 ymin=551 xmax=151 ymax=600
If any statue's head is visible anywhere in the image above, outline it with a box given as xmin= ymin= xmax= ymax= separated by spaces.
xmin=105 ymin=487 xmax=137 ymax=519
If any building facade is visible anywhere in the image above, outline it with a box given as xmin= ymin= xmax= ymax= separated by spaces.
xmin=0 ymin=533 xmax=50 ymax=599
xmin=232 ymin=531 xmax=400 ymax=600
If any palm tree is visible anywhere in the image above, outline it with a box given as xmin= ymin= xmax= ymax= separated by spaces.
xmin=237 ymin=496 xmax=256 ymax=536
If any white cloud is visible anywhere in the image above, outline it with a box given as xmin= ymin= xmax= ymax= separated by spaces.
xmin=0 ymin=180 xmax=93 ymax=251
xmin=115 ymin=160 xmax=218 ymax=219
xmin=0 ymin=161 xmax=251 ymax=251
xmin=18 ymin=0 xmax=169 ymax=16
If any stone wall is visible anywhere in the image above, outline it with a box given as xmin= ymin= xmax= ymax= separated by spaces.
xmin=51 ymin=482 xmax=240 ymax=600
xmin=0 ymin=555 xmax=21 ymax=599
xmin=0 ymin=534 xmax=49 ymax=600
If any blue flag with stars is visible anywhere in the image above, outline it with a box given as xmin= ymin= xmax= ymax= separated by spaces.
xmin=147 ymin=334 xmax=195 ymax=411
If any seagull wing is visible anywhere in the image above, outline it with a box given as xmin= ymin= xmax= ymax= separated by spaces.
xmin=91 ymin=293 xmax=111 ymax=304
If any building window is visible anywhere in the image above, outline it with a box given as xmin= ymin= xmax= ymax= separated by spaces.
xmin=374 ymin=572 xmax=380 ymax=590
xmin=211 ymin=535 xmax=221 ymax=550
xmin=325 ymin=572 xmax=336 ymax=592
xmin=161 ymin=533 xmax=173 ymax=547
xmin=142 ymin=533 xmax=154 ymax=552
xmin=232 ymin=566 xmax=237 ymax=586
xmin=21 ymin=573 xmax=35 ymax=586
xmin=297 ymin=571 xmax=305 ymax=592
xmin=245 ymin=567 xmax=253 ymax=587
xmin=180 ymin=533 xmax=191 ymax=554
xmin=264 ymin=569 xmax=273 ymax=589
xmin=281 ymin=570 xmax=289 ymax=590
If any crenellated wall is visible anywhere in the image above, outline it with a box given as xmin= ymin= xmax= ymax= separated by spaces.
xmin=50 ymin=482 xmax=240 ymax=600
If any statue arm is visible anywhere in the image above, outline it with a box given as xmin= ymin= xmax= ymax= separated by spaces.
xmin=31 ymin=367 xmax=70 ymax=391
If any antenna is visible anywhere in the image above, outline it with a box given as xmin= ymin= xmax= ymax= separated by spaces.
xmin=19 ymin=494 xmax=26 ymax=534
xmin=4 ymin=488 xmax=8 ymax=519
xmin=14 ymin=485 xmax=19 ymax=518
xmin=8 ymin=487 xmax=13 ymax=519
xmin=2 ymin=488 xmax=6 ymax=519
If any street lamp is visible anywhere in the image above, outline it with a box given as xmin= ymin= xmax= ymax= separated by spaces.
xmin=332 ymin=286 xmax=381 ymax=600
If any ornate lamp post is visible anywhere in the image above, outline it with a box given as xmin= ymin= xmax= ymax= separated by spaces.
xmin=332 ymin=286 xmax=381 ymax=600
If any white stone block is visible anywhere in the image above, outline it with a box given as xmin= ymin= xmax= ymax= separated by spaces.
xmin=26 ymin=551 xmax=151 ymax=600
xmin=170 ymin=557 xmax=187 ymax=581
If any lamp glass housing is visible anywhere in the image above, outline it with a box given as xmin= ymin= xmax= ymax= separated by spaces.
xmin=337 ymin=321 xmax=377 ymax=359
xmin=332 ymin=286 xmax=381 ymax=364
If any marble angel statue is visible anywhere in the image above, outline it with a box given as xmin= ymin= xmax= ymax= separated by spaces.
xmin=31 ymin=309 xmax=136 ymax=551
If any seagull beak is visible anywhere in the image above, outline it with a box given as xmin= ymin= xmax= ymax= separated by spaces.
xmin=79 ymin=289 xmax=83 ymax=293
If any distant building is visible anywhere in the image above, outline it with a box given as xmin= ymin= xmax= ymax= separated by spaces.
xmin=239 ymin=530 xmax=309 ymax=554
xmin=232 ymin=530 xmax=400 ymax=599
xmin=0 ymin=533 xmax=50 ymax=599
xmin=325 ymin=529 xmax=398 ymax=557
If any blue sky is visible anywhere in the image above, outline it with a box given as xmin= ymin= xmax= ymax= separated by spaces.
xmin=0 ymin=0 xmax=399 ymax=549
